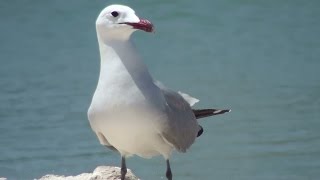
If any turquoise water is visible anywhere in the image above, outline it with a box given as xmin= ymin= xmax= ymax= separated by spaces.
xmin=1 ymin=0 xmax=320 ymax=179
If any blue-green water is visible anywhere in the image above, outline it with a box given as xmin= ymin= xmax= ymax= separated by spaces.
xmin=1 ymin=0 xmax=320 ymax=179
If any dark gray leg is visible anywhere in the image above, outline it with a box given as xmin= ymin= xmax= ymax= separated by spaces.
xmin=121 ymin=156 xmax=127 ymax=180
xmin=166 ymin=159 xmax=172 ymax=180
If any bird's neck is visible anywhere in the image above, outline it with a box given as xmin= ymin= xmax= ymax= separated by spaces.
xmin=97 ymin=34 xmax=154 ymax=86
xmin=94 ymin=34 xmax=166 ymax=111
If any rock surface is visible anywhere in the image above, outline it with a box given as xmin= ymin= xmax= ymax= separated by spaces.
xmin=37 ymin=166 xmax=139 ymax=180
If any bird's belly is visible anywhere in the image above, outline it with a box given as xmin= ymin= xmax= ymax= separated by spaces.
xmin=90 ymin=108 xmax=172 ymax=158
xmin=106 ymin=122 xmax=165 ymax=157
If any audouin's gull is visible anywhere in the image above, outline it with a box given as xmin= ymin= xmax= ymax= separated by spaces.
xmin=88 ymin=4 xmax=230 ymax=180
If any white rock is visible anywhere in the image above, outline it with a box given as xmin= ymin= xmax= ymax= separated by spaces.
xmin=37 ymin=166 xmax=139 ymax=180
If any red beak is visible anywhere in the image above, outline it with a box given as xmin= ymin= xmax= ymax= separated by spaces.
xmin=123 ymin=19 xmax=154 ymax=33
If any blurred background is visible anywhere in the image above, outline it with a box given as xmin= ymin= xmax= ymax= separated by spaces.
xmin=1 ymin=0 xmax=320 ymax=179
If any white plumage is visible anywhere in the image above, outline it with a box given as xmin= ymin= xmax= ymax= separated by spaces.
xmin=88 ymin=4 xmax=199 ymax=160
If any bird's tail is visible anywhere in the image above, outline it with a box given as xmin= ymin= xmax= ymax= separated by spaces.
xmin=193 ymin=108 xmax=231 ymax=119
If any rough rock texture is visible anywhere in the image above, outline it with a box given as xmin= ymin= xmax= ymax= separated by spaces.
xmin=37 ymin=166 xmax=139 ymax=180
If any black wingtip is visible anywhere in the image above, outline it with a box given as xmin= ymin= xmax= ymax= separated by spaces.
xmin=214 ymin=109 xmax=231 ymax=115
xmin=193 ymin=108 xmax=231 ymax=119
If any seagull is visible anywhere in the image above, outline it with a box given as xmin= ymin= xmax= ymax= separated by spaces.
xmin=88 ymin=4 xmax=230 ymax=180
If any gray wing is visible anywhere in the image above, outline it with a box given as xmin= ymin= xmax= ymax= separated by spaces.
xmin=155 ymin=81 xmax=200 ymax=152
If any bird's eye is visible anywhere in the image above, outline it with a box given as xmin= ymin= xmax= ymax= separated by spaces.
xmin=111 ymin=11 xmax=119 ymax=17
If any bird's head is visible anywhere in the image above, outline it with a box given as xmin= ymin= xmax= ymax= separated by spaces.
xmin=96 ymin=4 xmax=154 ymax=41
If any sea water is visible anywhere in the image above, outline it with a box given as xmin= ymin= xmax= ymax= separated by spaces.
xmin=1 ymin=0 xmax=320 ymax=179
